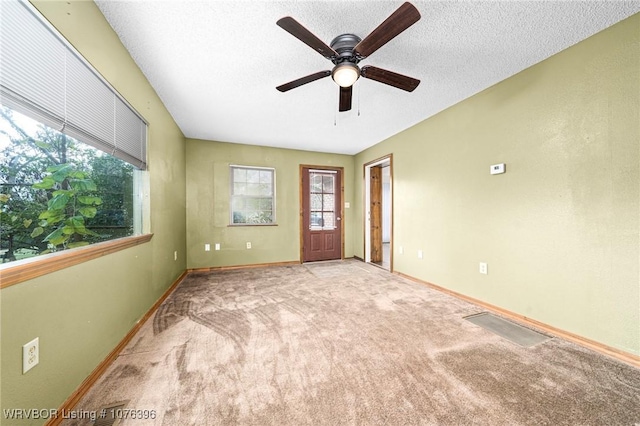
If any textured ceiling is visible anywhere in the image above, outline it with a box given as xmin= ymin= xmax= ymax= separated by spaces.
xmin=95 ymin=1 xmax=640 ymax=155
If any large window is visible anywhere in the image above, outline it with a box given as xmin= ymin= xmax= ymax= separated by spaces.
xmin=230 ymin=166 xmax=275 ymax=225
xmin=0 ymin=108 xmax=141 ymax=263
xmin=0 ymin=0 xmax=147 ymax=266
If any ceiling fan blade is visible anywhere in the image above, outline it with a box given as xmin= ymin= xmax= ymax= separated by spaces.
xmin=361 ymin=66 xmax=420 ymax=92
xmin=276 ymin=70 xmax=331 ymax=92
xmin=277 ymin=17 xmax=338 ymax=60
xmin=354 ymin=2 xmax=421 ymax=58
xmin=339 ymin=86 xmax=352 ymax=112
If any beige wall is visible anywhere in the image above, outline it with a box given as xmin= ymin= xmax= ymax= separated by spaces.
xmin=186 ymin=140 xmax=354 ymax=269
xmin=1 ymin=1 xmax=187 ymax=422
xmin=354 ymin=14 xmax=640 ymax=356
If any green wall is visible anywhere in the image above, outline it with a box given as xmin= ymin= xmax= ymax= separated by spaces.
xmin=0 ymin=2 xmax=186 ymax=423
xmin=1 ymin=4 xmax=637 ymax=424
xmin=354 ymin=13 xmax=640 ymax=356
xmin=186 ymin=140 xmax=354 ymax=269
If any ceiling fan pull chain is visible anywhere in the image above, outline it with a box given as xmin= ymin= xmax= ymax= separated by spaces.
xmin=357 ymin=82 xmax=361 ymax=116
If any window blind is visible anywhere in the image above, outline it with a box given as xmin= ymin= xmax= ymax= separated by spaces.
xmin=0 ymin=0 xmax=147 ymax=169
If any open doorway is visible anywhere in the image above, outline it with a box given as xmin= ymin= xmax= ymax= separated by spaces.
xmin=364 ymin=155 xmax=392 ymax=271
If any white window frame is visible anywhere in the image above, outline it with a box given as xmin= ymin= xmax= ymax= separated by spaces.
xmin=229 ymin=165 xmax=276 ymax=226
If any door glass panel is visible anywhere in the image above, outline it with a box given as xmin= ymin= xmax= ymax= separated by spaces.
xmin=323 ymin=194 xmax=334 ymax=209
xmin=311 ymin=211 xmax=323 ymax=227
xmin=311 ymin=175 xmax=323 ymax=192
xmin=309 ymin=171 xmax=336 ymax=230
xmin=322 ymin=212 xmax=335 ymax=228
xmin=322 ymin=176 xmax=334 ymax=193
xmin=311 ymin=194 xmax=322 ymax=210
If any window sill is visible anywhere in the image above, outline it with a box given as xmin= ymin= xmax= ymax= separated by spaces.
xmin=0 ymin=234 xmax=153 ymax=289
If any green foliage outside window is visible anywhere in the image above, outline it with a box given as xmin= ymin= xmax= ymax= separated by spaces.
xmin=0 ymin=108 xmax=136 ymax=263
xmin=31 ymin=163 xmax=102 ymax=251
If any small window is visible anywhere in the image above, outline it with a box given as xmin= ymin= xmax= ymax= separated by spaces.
xmin=230 ymin=165 xmax=275 ymax=225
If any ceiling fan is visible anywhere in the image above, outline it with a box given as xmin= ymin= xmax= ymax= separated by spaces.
xmin=276 ymin=2 xmax=421 ymax=112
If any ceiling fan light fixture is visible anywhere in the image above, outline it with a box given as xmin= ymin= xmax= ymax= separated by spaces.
xmin=332 ymin=63 xmax=360 ymax=88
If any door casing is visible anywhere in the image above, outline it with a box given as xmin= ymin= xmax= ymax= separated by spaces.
xmin=364 ymin=155 xmax=393 ymax=271
xmin=370 ymin=165 xmax=383 ymax=263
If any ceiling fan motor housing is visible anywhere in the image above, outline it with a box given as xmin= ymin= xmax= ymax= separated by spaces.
xmin=330 ymin=33 xmax=362 ymax=64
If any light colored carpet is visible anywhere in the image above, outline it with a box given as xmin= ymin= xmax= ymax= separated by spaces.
xmin=64 ymin=260 xmax=640 ymax=425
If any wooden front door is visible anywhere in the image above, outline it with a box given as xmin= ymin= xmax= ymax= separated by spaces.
xmin=302 ymin=167 xmax=343 ymax=262
xmin=370 ymin=165 xmax=383 ymax=263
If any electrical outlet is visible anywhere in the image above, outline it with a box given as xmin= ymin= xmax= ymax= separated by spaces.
xmin=205 ymin=244 xmax=210 ymax=251
xmin=246 ymin=242 xmax=252 ymax=249
xmin=23 ymin=338 xmax=39 ymax=374
xmin=490 ymin=164 xmax=506 ymax=175
xmin=479 ymin=262 xmax=488 ymax=275
xmin=418 ymin=250 xmax=423 ymax=259
xmin=215 ymin=243 xmax=220 ymax=251
xmin=174 ymin=251 xmax=177 ymax=261
xmin=399 ymin=246 xmax=404 ymax=255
